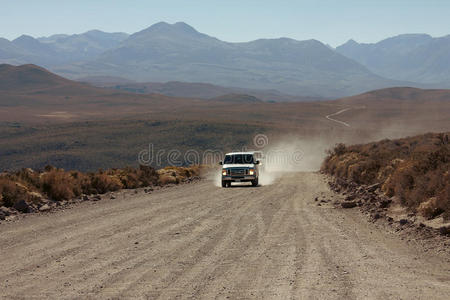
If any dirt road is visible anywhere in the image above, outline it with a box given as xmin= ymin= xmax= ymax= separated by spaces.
xmin=325 ymin=108 xmax=352 ymax=127
xmin=1 ymin=173 xmax=449 ymax=299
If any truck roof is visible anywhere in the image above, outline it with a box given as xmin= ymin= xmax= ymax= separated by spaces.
xmin=225 ymin=151 xmax=256 ymax=155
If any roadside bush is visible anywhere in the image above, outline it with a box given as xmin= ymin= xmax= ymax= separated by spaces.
xmin=418 ymin=197 xmax=445 ymax=220
xmin=118 ymin=168 xmax=141 ymax=189
xmin=438 ymin=182 xmax=450 ymax=221
xmin=137 ymin=165 xmax=159 ymax=186
xmin=0 ymin=164 xmax=201 ymax=213
xmin=40 ymin=169 xmax=76 ymax=201
xmin=90 ymin=173 xmax=123 ymax=194
xmin=158 ymin=174 xmax=178 ymax=185
xmin=0 ymin=177 xmax=30 ymax=207
xmin=13 ymin=168 xmax=40 ymax=189
xmin=70 ymin=171 xmax=92 ymax=195
xmin=322 ymin=132 xmax=450 ymax=219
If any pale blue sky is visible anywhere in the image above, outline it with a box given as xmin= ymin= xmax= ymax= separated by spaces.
xmin=1 ymin=0 xmax=449 ymax=46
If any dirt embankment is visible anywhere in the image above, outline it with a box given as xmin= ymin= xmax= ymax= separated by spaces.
xmin=321 ymin=132 xmax=450 ymax=244
xmin=322 ymin=133 xmax=449 ymax=219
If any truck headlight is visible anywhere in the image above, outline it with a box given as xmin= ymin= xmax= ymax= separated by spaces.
xmin=222 ymin=170 xmax=227 ymax=176
xmin=249 ymin=169 xmax=255 ymax=175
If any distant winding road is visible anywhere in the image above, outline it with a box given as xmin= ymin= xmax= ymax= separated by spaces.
xmin=326 ymin=108 xmax=352 ymax=127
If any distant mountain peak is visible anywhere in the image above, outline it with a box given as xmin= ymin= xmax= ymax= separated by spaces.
xmin=145 ymin=21 xmax=174 ymax=32
xmin=337 ymin=39 xmax=359 ymax=49
xmin=83 ymin=29 xmax=108 ymax=37
xmin=85 ymin=29 xmax=105 ymax=34
xmin=173 ymin=22 xmax=198 ymax=32
xmin=380 ymin=33 xmax=433 ymax=45
xmin=13 ymin=35 xmax=36 ymax=42
xmin=346 ymin=39 xmax=358 ymax=44
xmin=12 ymin=35 xmax=49 ymax=51
xmin=174 ymin=21 xmax=190 ymax=26
xmin=139 ymin=21 xmax=200 ymax=36
xmin=152 ymin=21 xmax=170 ymax=27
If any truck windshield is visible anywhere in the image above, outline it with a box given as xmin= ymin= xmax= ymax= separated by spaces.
xmin=224 ymin=154 xmax=254 ymax=164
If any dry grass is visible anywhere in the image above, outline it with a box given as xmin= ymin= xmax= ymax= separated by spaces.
xmin=157 ymin=166 xmax=202 ymax=185
xmin=322 ymin=132 xmax=450 ymax=220
xmin=0 ymin=165 xmax=203 ymax=211
xmin=40 ymin=168 xmax=79 ymax=201
xmin=0 ymin=177 xmax=30 ymax=207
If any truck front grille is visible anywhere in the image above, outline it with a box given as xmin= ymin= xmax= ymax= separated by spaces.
xmin=230 ymin=168 xmax=248 ymax=176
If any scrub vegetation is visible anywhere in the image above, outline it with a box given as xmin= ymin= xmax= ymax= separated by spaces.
xmin=0 ymin=165 xmax=203 ymax=214
xmin=322 ymin=132 xmax=450 ymax=220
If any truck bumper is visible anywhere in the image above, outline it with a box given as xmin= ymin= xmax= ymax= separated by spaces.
xmin=222 ymin=176 xmax=256 ymax=182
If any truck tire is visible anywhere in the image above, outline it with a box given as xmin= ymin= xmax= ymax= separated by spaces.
xmin=222 ymin=181 xmax=227 ymax=188
xmin=252 ymin=178 xmax=259 ymax=187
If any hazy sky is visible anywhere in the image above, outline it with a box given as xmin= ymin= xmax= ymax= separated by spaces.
xmin=1 ymin=0 xmax=449 ymax=46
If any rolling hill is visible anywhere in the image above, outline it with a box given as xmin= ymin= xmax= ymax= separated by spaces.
xmin=0 ymin=64 xmax=75 ymax=91
xmin=336 ymin=86 xmax=450 ymax=104
xmin=0 ymin=64 xmax=203 ymax=120
xmin=210 ymin=94 xmax=263 ymax=103
xmin=327 ymin=87 xmax=450 ymax=137
xmin=0 ymin=65 xmax=449 ymax=171
xmin=80 ymin=78 xmax=319 ymax=102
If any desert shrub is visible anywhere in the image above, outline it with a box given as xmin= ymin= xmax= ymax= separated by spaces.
xmin=137 ymin=165 xmax=158 ymax=186
xmin=188 ymin=165 xmax=202 ymax=176
xmin=0 ymin=177 xmax=29 ymax=207
xmin=1 ymin=164 xmax=201 ymax=212
xmin=437 ymin=182 xmax=450 ymax=221
xmin=40 ymin=169 xmax=76 ymax=201
xmin=90 ymin=173 xmax=123 ymax=194
xmin=347 ymin=159 xmax=380 ymax=184
xmin=332 ymin=143 xmax=347 ymax=156
xmin=158 ymin=174 xmax=178 ymax=185
xmin=13 ymin=168 xmax=40 ymax=189
xmin=44 ymin=165 xmax=56 ymax=172
xmin=119 ymin=168 xmax=141 ymax=189
xmin=70 ymin=171 xmax=93 ymax=195
xmin=418 ymin=197 xmax=445 ymax=220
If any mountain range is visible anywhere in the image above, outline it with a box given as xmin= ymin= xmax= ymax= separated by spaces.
xmin=1 ymin=22 xmax=450 ymax=98
xmin=0 ymin=30 xmax=128 ymax=66
xmin=336 ymin=34 xmax=450 ymax=85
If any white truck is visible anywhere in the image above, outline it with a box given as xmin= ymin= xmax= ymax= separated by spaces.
xmin=219 ymin=152 xmax=262 ymax=187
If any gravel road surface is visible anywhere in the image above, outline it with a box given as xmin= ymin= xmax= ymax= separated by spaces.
xmin=1 ymin=173 xmax=449 ymax=299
